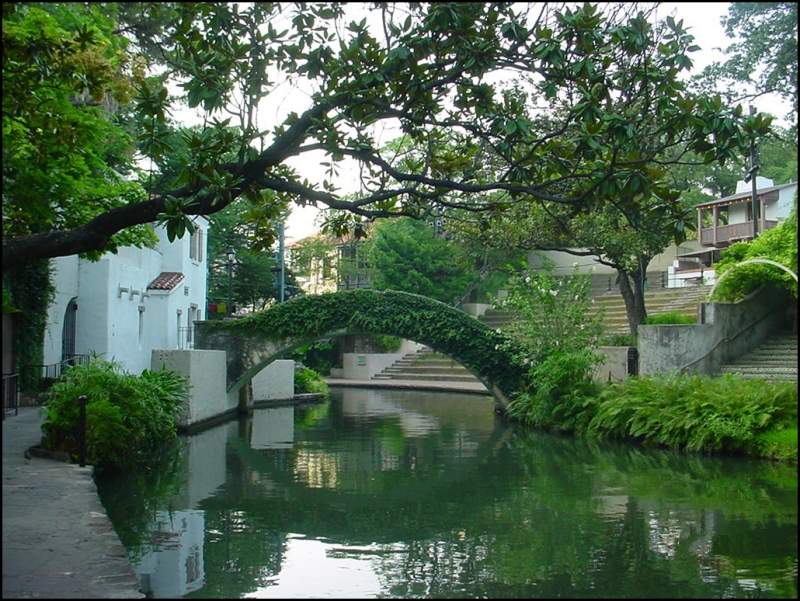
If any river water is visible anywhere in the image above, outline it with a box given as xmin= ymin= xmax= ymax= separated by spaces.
xmin=96 ymin=387 xmax=797 ymax=598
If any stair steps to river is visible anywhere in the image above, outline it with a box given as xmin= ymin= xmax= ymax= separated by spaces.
xmin=479 ymin=285 xmax=713 ymax=335
xmin=718 ymin=332 xmax=798 ymax=381
xmin=372 ymin=348 xmax=483 ymax=384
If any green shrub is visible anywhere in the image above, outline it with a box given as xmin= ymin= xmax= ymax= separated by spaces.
xmin=294 ymin=366 xmax=330 ymax=396
xmin=587 ymin=374 xmax=797 ymax=457
xmin=41 ymin=359 xmax=187 ymax=470
xmin=753 ymin=427 xmax=797 ymax=462
xmin=713 ymin=200 xmax=797 ymax=301
xmin=291 ymin=339 xmax=336 ymax=375
xmin=373 ymin=334 xmax=402 ymax=352
xmin=507 ymin=349 xmax=602 ymax=431
xmin=643 ymin=311 xmax=696 ymax=325
xmin=502 ymin=262 xmax=605 ymax=429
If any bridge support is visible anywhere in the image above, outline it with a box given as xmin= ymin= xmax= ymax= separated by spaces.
xmin=238 ymin=382 xmax=253 ymax=415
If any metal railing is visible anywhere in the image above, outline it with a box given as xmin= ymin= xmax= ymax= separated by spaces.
xmin=178 ymin=326 xmax=195 ymax=349
xmin=37 ymin=354 xmax=90 ymax=381
xmin=2 ymin=373 xmax=19 ymax=419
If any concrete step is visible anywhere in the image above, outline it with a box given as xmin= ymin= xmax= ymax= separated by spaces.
xmin=373 ymin=372 xmax=481 ymax=382
xmin=719 ymin=366 xmax=797 ymax=376
xmin=728 ymin=358 xmax=798 ymax=367
xmin=382 ymin=366 xmax=472 ymax=375
xmin=393 ymin=359 xmax=470 ymax=367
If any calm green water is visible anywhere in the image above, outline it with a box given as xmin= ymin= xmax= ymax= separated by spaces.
xmin=96 ymin=387 xmax=798 ymax=598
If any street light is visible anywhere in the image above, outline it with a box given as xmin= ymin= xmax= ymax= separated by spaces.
xmin=226 ymin=247 xmax=235 ymax=317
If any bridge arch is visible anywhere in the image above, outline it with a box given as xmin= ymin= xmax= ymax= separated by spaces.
xmin=194 ymin=289 xmax=527 ymax=408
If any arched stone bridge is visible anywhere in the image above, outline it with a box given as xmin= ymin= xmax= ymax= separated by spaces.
xmin=194 ymin=289 xmax=527 ymax=409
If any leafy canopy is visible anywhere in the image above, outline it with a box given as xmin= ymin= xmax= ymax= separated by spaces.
xmin=3 ymin=3 xmax=771 ymax=269
xmin=365 ymin=217 xmax=473 ymax=304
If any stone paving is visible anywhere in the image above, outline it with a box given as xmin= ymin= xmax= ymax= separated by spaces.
xmin=2 ymin=407 xmax=143 ymax=599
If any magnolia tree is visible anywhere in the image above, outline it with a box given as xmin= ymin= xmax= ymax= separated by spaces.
xmin=3 ymin=2 xmax=770 ymax=270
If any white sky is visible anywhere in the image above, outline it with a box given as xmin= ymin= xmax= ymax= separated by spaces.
xmin=169 ymin=3 xmax=793 ymax=244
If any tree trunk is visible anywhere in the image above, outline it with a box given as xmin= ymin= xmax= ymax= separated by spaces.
xmin=617 ymin=265 xmax=648 ymax=336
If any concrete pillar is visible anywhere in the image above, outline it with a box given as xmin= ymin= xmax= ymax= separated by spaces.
xmin=238 ymin=382 xmax=253 ymax=415
xmin=712 ymin=206 xmax=718 ymax=246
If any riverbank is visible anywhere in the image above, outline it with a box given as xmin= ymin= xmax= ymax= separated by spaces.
xmin=508 ymin=371 xmax=798 ymax=462
xmin=2 ymin=407 xmax=143 ymax=599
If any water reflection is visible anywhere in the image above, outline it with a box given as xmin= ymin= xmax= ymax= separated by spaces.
xmin=137 ymin=510 xmax=205 ymax=598
xmin=96 ymin=388 xmax=798 ymax=599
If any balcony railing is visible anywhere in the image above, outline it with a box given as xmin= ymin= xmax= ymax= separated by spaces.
xmin=700 ymin=220 xmax=778 ymax=246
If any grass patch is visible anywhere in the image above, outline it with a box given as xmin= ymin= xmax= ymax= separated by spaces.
xmin=599 ymin=333 xmax=637 ymax=347
xmin=644 ymin=311 xmax=696 ymax=325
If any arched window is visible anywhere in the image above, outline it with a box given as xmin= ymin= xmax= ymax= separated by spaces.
xmin=62 ymin=298 xmax=78 ymax=363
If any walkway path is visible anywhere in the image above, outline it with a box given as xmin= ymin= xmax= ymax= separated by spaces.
xmin=325 ymin=377 xmax=491 ymax=396
xmin=2 ymin=408 xmax=143 ymax=599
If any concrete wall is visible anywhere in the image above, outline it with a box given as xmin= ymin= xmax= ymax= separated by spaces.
xmin=251 ymin=360 xmax=294 ymax=402
xmin=462 ymin=303 xmax=491 ymax=318
xmin=527 ymin=242 xmax=702 ymax=277
xmin=43 ymin=255 xmax=80 ymax=366
xmin=151 ymin=349 xmax=232 ymax=428
xmin=593 ymin=346 xmax=633 ymax=383
xmin=638 ymin=286 xmax=789 ymax=375
xmin=770 ymin=185 xmax=797 ymax=221
xmin=342 ymin=352 xmax=404 ymax=379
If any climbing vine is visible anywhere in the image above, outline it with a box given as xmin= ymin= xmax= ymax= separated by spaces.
xmin=3 ymin=260 xmax=54 ymax=392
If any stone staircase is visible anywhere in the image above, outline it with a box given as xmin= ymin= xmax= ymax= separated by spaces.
xmin=479 ymin=286 xmax=713 ymax=335
xmin=592 ymin=285 xmax=712 ymax=334
xmin=371 ymin=348 xmax=483 ymax=384
xmin=719 ymin=332 xmax=798 ymax=381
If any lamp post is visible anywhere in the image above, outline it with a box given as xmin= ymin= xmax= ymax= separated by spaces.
xmin=278 ymin=221 xmax=285 ymax=302
xmin=226 ymin=247 xmax=235 ymax=317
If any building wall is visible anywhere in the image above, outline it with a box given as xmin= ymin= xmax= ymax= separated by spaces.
xmin=43 ymin=219 xmax=208 ymax=375
xmin=769 ymin=185 xmax=797 ymax=221
xmin=43 ymin=255 xmax=80 ymax=366
xmin=105 ymin=244 xmax=165 ymax=372
xmin=527 ymin=241 xmax=704 ymax=276
xmin=728 ymin=202 xmax=748 ymax=224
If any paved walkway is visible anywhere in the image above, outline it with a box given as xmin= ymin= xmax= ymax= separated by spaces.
xmin=325 ymin=378 xmax=492 ymax=395
xmin=2 ymin=408 xmax=143 ymax=599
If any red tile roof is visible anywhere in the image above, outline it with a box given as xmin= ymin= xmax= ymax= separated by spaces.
xmin=147 ymin=272 xmax=184 ymax=290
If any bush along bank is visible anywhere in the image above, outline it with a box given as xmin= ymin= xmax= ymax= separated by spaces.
xmin=295 ymin=366 xmax=330 ymax=397
xmin=41 ymin=358 xmax=188 ymax=471
xmin=497 ymin=262 xmax=797 ymax=462
xmin=509 ymin=370 xmax=797 ymax=462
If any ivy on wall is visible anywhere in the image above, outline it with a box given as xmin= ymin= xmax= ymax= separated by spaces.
xmin=204 ymin=289 xmax=528 ymax=401
xmin=3 ymin=260 xmax=54 ymax=392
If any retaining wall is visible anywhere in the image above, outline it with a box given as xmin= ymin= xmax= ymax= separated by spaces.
xmin=638 ymin=286 xmax=790 ymax=375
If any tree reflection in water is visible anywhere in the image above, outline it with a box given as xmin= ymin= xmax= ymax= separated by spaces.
xmin=97 ymin=388 xmax=797 ymax=599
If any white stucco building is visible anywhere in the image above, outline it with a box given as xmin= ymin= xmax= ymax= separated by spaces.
xmin=43 ymin=219 xmax=209 ymax=375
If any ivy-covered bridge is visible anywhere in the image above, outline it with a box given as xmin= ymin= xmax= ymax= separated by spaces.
xmin=194 ymin=289 xmax=527 ymax=408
